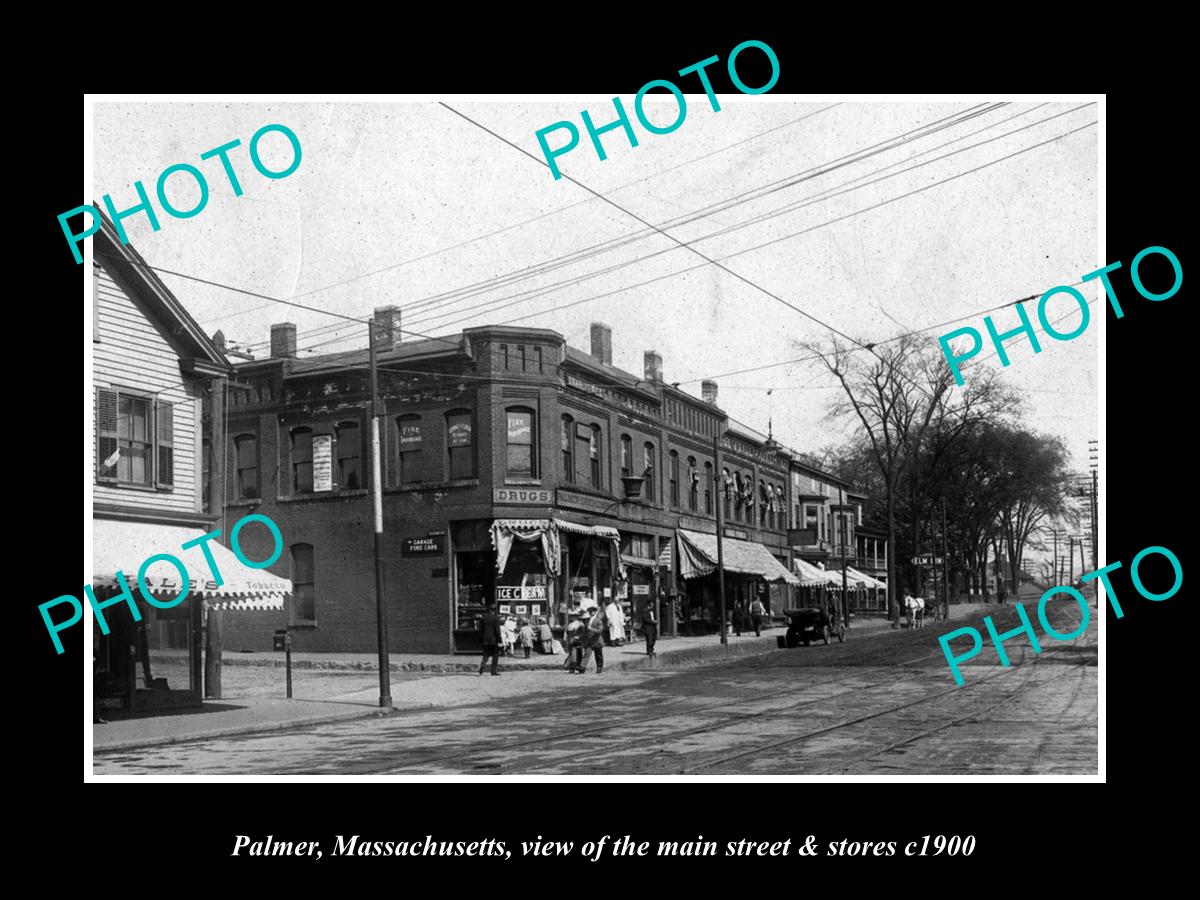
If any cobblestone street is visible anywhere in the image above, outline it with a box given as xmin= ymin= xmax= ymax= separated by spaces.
xmin=95 ymin=603 xmax=1097 ymax=776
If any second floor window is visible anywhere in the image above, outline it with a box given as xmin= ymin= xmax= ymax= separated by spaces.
xmin=643 ymin=443 xmax=655 ymax=501
xmin=687 ymin=456 xmax=698 ymax=512
xmin=723 ymin=469 xmax=732 ymax=520
xmin=396 ymin=415 xmax=422 ymax=486
xmin=620 ymin=434 xmax=632 ymax=478
xmin=668 ymin=451 xmax=679 ymax=507
xmin=336 ymin=422 xmax=361 ymax=490
xmin=561 ymin=416 xmax=574 ymax=483
xmin=290 ymin=427 xmax=313 ymax=493
xmin=589 ymin=424 xmax=602 ymax=489
xmin=506 ymin=407 xmax=536 ymax=479
xmin=704 ymin=462 xmax=713 ymax=514
xmin=96 ymin=387 xmax=174 ymax=489
xmin=446 ymin=409 xmax=475 ymax=480
xmin=234 ymin=433 xmax=258 ymax=499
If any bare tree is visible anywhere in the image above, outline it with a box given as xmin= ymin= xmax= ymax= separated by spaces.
xmin=804 ymin=334 xmax=1017 ymax=623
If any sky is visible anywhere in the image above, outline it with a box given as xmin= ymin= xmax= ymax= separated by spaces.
xmin=92 ymin=97 xmax=1099 ymax=485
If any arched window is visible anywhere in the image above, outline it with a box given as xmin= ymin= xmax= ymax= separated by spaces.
xmin=687 ymin=456 xmax=698 ymax=511
xmin=620 ymin=434 xmax=632 ymax=479
xmin=643 ymin=442 xmax=655 ymax=501
xmin=233 ymin=433 xmax=258 ymax=499
xmin=759 ymin=480 xmax=768 ymax=527
xmin=589 ymin=424 xmax=602 ymax=488
xmin=336 ymin=421 xmax=361 ymax=490
xmin=291 ymin=542 xmax=315 ymax=622
xmin=669 ymin=450 xmax=680 ymax=507
xmin=733 ymin=471 xmax=743 ymax=523
xmin=395 ymin=414 xmax=422 ymax=486
xmin=704 ymin=462 xmax=713 ymax=515
xmin=722 ymin=468 xmax=732 ymax=520
xmin=446 ymin=408 xmax=474 ymax=480
xmin=506 ymin=407 xmax=536 ymax=478
xmin=561 ymin=415 xmax=574 ymax=483
xmin=290 ymin=427 xmax=313 ymax=493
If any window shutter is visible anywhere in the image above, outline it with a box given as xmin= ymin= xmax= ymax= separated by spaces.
xmin=156 ymin=400 xmax=174 ymax=488
xmin=97 ymin=388 xmax=118 ymax=482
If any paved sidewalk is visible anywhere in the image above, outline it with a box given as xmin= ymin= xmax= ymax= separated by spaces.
xmin=96 ymin=618 xmax=899 ymax=753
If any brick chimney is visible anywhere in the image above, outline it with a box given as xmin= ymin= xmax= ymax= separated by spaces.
xmin=372 ymin=305 xmax=402 ymax=350
xmin=701 ymin=380 xmax=718 ymax=404
xmin=590 ymin=322 xmax=612 ymax=366
xmin=270 ymin=322 xmax=297 ymax=359
xmin=644 ymin=350 xmax=663 ymax=384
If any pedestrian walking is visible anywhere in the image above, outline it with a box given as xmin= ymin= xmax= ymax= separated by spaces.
xmin=478 ymin=598 xmax=502 ymax=676
xmin=581 ymin=603 xmax=607 ymax=674
xmin=517 ymin=618 xmax=534 ymax=659
xmin=564 ymin=609 xmax=586 ymax=673
xmin=749 ymin=596 xmax=766 ymax=637
xmin=642 ymin=604 xmax=658 ymax=656
xmin=501 ymin=616 xmax=517 ymax=656
xmin=732 ymin=599 xmax=744 ymax=637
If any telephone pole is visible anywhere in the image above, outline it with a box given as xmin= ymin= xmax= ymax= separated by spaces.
xmin=1089 ymin=439 xmax=1099 ymax=600
xmin=368 ymin=319 xmax=392 ymax=709
xmin=941 ymin=496 xmax=950 ymax=621
xmin=839 ymin=486 xmax=848 ymax=628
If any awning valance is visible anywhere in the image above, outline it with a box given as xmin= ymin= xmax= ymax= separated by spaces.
xmin=676 ymin=530 xmax=799 ymax=585
xmin=551 ymin=518 xmax=620 ymax=540
xmin=838 ymin=566 xmax=887 ymax=590
xmin=792 ymin=557 xmax=841 ymax=586
xmin=92 ymin=521 xmax=290 ymax=611
xmin=490 ymin=517 xmax=624 ymax=579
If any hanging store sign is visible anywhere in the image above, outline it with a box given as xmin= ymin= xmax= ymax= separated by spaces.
xmin=632 ymin=584 xmax=650 ymax=596
xmin=312 ymin=434 xmax=333 ymax=492
xmin=402 ymin=535 xmax=445 ymax=555
xmin=494 ymin=488 xmax=553 ymax=505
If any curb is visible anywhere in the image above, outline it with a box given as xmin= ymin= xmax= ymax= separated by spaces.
xmin=94 ymin=703 xmax=436 ymax=754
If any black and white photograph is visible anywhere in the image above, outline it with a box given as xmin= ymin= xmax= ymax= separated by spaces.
xmin=76 ymin=93 xmax=1108 ymax=779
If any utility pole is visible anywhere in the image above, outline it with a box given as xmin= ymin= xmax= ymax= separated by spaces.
xmin=205 ymin=375 xmax=225 ymax=700
xmin=1052 ymin=529 xmax=1058 ymax=588
xmin=368 ymin=320 xmax=392 ymax=710
xmin=941 ymin=496 xmax=949 ymax=621
xmin=1089 ymin=439 xmax=1099 ymax=597
xmin=839 ymin=486 xmax=848 ymax=628
xmin=712 ymin=434 xmax=728 ymax=648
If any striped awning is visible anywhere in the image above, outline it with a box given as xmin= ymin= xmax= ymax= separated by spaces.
xmin=839 ymin=566 xmax=887 ymax=590
xmin=792 ymin=557 xmax=841 ymax=586
xmin=677 ymin=530 xmax=799 ymax=585
xmin=93 ymin=520 xmax=290 ymax=611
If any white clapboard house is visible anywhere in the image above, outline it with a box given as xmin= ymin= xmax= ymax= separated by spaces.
xmin=92 ymin=213 xmax=290 ymax=711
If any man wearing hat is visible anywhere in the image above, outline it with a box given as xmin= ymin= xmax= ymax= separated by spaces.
xmin=581 ymin=603 xmax=607 ymax=674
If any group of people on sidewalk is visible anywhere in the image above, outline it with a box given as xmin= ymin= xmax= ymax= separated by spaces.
xmin=477 ymin=596 xmax=662 ymax=676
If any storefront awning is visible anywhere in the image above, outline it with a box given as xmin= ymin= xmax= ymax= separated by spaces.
xmin=838 ymin=566 xmax=887 ymax=590
xmin=551 ymin=518 xmax=620 ymax=540
xmin=490 ymin=517 xmax=625 ymax=580
xmin=792 ymin=557 xmax=842 ymax=586
xmin=677 ymin=530 xmax=799 ymax=585
xmin=92 ymin=520 xmax=290 ymax=611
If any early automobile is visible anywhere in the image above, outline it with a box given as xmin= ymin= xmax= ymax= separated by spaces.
xmin=784 ymin=606 xmax=846 ymax=647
